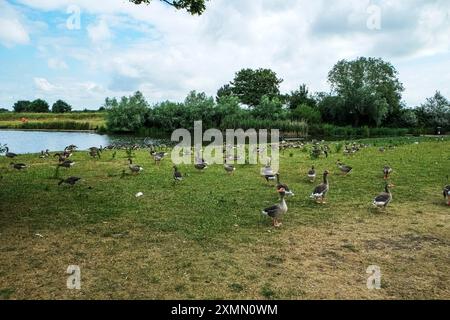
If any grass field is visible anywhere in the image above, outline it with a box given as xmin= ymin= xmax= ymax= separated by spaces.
xmin=0 ymin=137 xmax=449 ymax=300
xmin=0 ymin=113 xmax=106 ymax=131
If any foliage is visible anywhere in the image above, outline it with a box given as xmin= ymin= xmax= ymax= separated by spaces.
xmin=291 ymin=104 xmax=321 ymax=124
xmin=13 ymin=100 xmax=31 ymax=113
xmin=221 ymin=68 xmax=283 ymax=107
xmin=52 ymin=100 xmax=72 ymax=113
xmin=251 ymin=96 xmax=285 ymax=120
xmin=328 ymin=57 xmax=404 ymax=127
xmin=105 ymin=91 xmax=150 ymax=132
xmin=415 ymin=91 xmax=450 ymax=130
xmin=28 ymin=99 xmax=50 ymax=113
xmin=286 ymin=84 xmax=316 ymax=110
xmin=129 ymin=0 xmax=207 ymax=15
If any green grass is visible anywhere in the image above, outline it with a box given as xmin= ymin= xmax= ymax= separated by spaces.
xmin=0 ymin=112 xmax=106 ymax=131
xmin=0 ymin=137 xmax=449 ymax=299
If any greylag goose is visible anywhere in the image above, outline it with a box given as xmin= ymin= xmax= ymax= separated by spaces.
xmin=336 ymin=160 xmax=353 ymax=175
xmin=383 ymin=165 xmax=393 ymax=180
xmin=373 ymin=183 xmax=394 ymax=210
xmin=307 ymin=166 xmax=316 ymax=182
xmin=128 ymin=158 xmax=143 ymax=174
xmin=58 ymin=176 xmax=81 ymax=186
xmin=59 ymin=160 xmax=75 ymax=168
xmin=443 ymin=184 xmax=450 ymax=206
xmin=276 ymin=173 xmax=294 ymax=196
xmin=311 ymin=170 xmax=330 ymax=203
xmin=173 ymin=166 xmax=183 ymax=182
xmin=261 ymin=187 xmax=288 ymax=227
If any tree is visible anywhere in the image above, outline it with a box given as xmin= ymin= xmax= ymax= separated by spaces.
xmin=13 ymin=100 xmax=31 ymax=113
xmin=328 ymin=57 xmax=404 ymax=127
xmin=291 ymin=104 xmax=321 ymax=124
xmin=216 ymin=84 xmax=234 ymax=102
xmin=415 ymin=91 xmax=450 ymax=129
xmin=251 ymin=96 xmax=285 ymax=120
xmin=225 ymin=68 xmax=283 ymax=108
xmin=129 ymin=0 xmax=207 ymax=15
xmin=52 ymin=100 xmax=72 ymax=113
xmin=0 ymin=108 xmax=9 ymax=113
xmin=287 ymin=84 xmax=316 ymax=110
xmin=29 ymin=99 xmax=50 ymax=113
xmin=105 ymin=91 xmax=150 ymax=132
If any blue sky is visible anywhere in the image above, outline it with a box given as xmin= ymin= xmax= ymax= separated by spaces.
xmin=0 ymin=0 xmax=449 ymax=110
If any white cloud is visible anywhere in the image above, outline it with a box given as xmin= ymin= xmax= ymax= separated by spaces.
xmin=34 ymin=77 xmax=57 ymax=91
xmin=0 ymin=0 xmax=30 ymax=47
xmin=47 ymin=57 xmax=68 ymax=69
xmin=4 ymin=0 xmax=450 ymax=109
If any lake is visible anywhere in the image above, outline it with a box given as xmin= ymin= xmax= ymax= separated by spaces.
xmin=0 ymin=130 xmax=162 ymax=154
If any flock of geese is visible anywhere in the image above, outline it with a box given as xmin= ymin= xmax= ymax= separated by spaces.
xmin=3 ymin=142 xmax=450 ymax=228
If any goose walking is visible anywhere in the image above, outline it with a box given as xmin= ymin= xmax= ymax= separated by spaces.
xmin=224 ymin=161 xmax=236 ymax=175
xmin=373 ymin=183 xmax=394 ymax=210
xmin=443 ymin=185 xmax=450 ymax=206
xmin=194 ymin=163 xmax=208 ymax=171
xmin=383 ymin=165 xmax=393 ymax=180
xmin=173 ymin=166 xmax=183 ymax=182
xmin=311 ymin=171 xmax=330 ymax=204
xmin=58 ymin=176 xmax=81 ymax=186
xmin=128 ymin=158 xmax=143 ymax=174
xmin=337 ymin=160 xmax=353 ymax=175
xmin=261 ymin=187 xmax=288 ymax=228
xmin=307 ymin=166 xmax=316 ymax=182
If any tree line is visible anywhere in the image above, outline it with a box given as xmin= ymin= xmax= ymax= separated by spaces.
xmin=104 ymin=57 xmax=450 ymax=135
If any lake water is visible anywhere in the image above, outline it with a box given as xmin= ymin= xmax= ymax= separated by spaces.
xmin=0 ymin=130 xmax=161 ymax=154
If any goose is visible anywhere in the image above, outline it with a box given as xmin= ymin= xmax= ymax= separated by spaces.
xmin=10 ymin=162 xmax=27 ymax=170
xmin=383 ymin=165 xmax=393 ymax=180
xmin=89 ymin=149 xmax=101 ymax=159
xmin=224 ymin=161 xmax=236 ymax=175
xmin=336 ymin=160 xmax=353 ymax=175
xmin=59 ymin=160 xmax=75 ymax=168
xmin=54 ymin=153 xmax=67 ymax=163
xmin=194 ymin=163 xmax=208 ymax=171
xmin=443 ymin=182 xmax=450 ymax=206
xmin=261 ymin=187 xmax=288 ymax=228
xmin=307 ymin=166 xmax=316 ymax=182
xmin=173 ymin=166 xmax=183 ymax=182
xmin=151 ymin=151 xmax=167 ymax=165
xmin=128 ymin=158 xmax=143 ymax=174
xmin=58 ymin=176 xmax=81 ymax=186
xmin=5 ymin=147 xmax=17 ymax=159
xmin=275 ymin=173 xmax=294 ymax=196
xmin=311 ymin=170 xmax=330 ymax=203
xmin=373 ymin=183 xmax=394 ymax=210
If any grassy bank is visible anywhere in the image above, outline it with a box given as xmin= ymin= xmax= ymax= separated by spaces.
xmin=0 ymin=137 xmax=449 ymax=299
xmin=0 ymin=113 xmax=106 ymax=131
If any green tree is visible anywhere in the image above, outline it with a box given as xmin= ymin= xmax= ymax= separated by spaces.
xmin=328 ymin=57 xmax=404 ymax=127
xmin=105 ymin=91 xmax=150 ymax=132
xmin=0 ymin=108 xmax=9 ymax=113
xmin=129 ymin=0 xmax=207 ymax=15
xmin=251 ymin=96 xmax=285 ymax=120
xmin=52 ymin=100 xmax=72 ymax=113
xmin=291 ymin=104 xmax=321 ymax=124
xmin=216 ymin=84 xmax=234 ymax=102
xmin=13 ymin=100 xmax=31 ymax=112
xmin=29 ymin=99 xmax=50 ymax=113
xmin=182 ymin=91 xmax=216 ymax=128
xmin=225 ymin=68 xmax=283 ymax=107
xmin=287 ymin=84 xmax=316 ymax=110
xmin=415 ymin=91 xmax=450 ymax=129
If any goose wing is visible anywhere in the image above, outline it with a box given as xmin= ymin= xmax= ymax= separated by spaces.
xmin=313 ymin=183 xmax=327 ymax=195
xmin=262 ymin=204 xmax=280 ymax=218
xmin=374 ymin=192 xmax=390 ymax=203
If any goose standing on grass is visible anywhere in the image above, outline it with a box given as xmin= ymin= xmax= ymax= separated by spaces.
xmin=151 ymin=151 xmax=167 ymax=165
xmin=311 ymin=170 xmax=330 ymax=204
xmin=443 ymin=184 xmax=450 ymax=206
xmin=383 ymin=165 xmax=393 ymax=180
xmin=128 ymin=158 xmax=143 ymax=174
xmin=275 ymin=173 xmax=294 ymax=196
xmin=173 ymin=166 xmax=183 ymax=182
xmin=59 ymin=159 xmax=75 ymax=168
xmin=307 ymin=166 xmax=316 ymax=182
xmin=194 ymin=162 xmax=208 ymax=171
xmin=336 ymin=160 xmax=353 ymax=175
xmin=261 ymin=187 xmax=288 ymax=228
xmin=224 ymin=160 xmax=236 ymax=175
xmin=10 ymin=162 xmax=27 ymax=170
xmin=54 ymin=153 xmax=67 ymax=163
xmin=373 ymin=183 xmax=395 ymax=210
xmin=58 ymin=176 xmax=81 ymax=186
xmin=4 ymin=147 xmax=17 ymax=159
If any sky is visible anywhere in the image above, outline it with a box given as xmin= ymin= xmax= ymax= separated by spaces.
xmin=0 ymin=0 xmax=449 ymax=110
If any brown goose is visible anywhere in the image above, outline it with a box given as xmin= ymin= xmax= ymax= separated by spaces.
xmin=311 ymin=171 xmax=330 ymax=203
xmin=383 ymin=165 xmax=393 ymax=180
xmin=261 ymin=187 xmax=288 ymax=228
xmin=58 ymin=176 xmax=81 ymax=186
xmin=336 ymin=160 xmax=353 ymax=175
xmin=307 ymin=166 xmax=316 ymax=182
xmin=443 ymin=184 xmax=450 ymax=206
xmin=128 ymin=158 xmax=143 ymax=174
xmin=173 ymin=166 xmax=183 ymax=182
xmin=373 ymin=183 xmax=394 ymax=210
